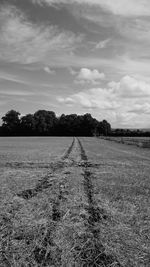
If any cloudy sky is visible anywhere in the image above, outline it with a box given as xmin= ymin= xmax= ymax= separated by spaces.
xmin=1 ymin=0 xmax=150 ymax=128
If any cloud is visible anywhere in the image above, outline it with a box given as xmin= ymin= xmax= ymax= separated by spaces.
xmin=32 ymin=0 xmax=150 ymax=17
xmin=57 ymin=75 xmax=150 ymax=127
xmin=34 ymin=0 xmax=150 ymax=53
xmin=69 ymin=67 xmax=77 ymax=75
xmin=75 ymin=68 xmax=105 ymax=84
xmin=108 ymin=75 xmax=150 ymax=98
xmin=57 ymin=87 xmax=117 ymax=109
xmin=128 ymin=103 xmax=150 ymax=114
xmin=0 ymin=89 xmax=34 ymax=96
xmin=0 ymin=71 xmax=32 ymax=85
xmin=39 ymin=53 xmax=121 ymax=68
xmin=95 ymin=39 xmax=110 ymax=49
xmin=57 ymin=96 xmax=75 ymax=106
xmin=0 ymin=4 xmax=83 ymax=64
xmin=44 ymin=66 xmax=55 ymax=74
xmin=2 ymin=4 xmax=147 ymax=71
xmin=116 ymin=18 xmax=150 ymax=44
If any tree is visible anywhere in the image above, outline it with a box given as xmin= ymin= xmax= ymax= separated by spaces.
xmin=0 ymin=109 xmax=112 ymax=137
xmin=81 ymin=113 xmax=98 ymax=136
xmin=34 ymin=110 xmax=57 ymax=135
xmin=20 ymin=114 xmax=35 ymax=136
xmin=57 ymin=114 xmax=78 ymax=136
xmin=97 ymin=120 xmax=111 ymax=136
xmin=1 ymin=110 xmax=20 ymax=135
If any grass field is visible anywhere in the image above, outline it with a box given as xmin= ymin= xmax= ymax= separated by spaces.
xmin=101 ymin=136 xmax=150 ymax=148
xmin=0 ymin=137 xmax=150 ymax=267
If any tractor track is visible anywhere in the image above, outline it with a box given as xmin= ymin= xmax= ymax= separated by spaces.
xmin=9 ymin=137 xmax=122 ymax=266
xmin=62 ymin=137 xmax=75 ymax=160
xmin=76 ymin=138 xmax=122 ymax=267
xmin=14 ymin=137 xmax=76 ymax=266
xmin=32 ymin=176 xmax=70 ymax=266
xmin=15 ymin=171 xmax=70 ymax=266
xmin=16 ymin=137 xmax=76 ymax=200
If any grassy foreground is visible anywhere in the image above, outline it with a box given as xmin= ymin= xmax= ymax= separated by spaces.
xmin=0 ymin=137 xmax=150 ymax=266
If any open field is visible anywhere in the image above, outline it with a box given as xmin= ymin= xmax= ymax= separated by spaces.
xmin=101 ymin=136 xmax=150 ymax=148
xmin=0 ymin=137 xmax=150 ymax=267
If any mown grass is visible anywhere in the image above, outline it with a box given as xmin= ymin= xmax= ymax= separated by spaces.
xmin=0 ymin=168 xmax=53 ymax=266
xmin=81 ymin=137 xmax=150 ymax=267
xmin=101 ymin=136 xmax=150 ymax=148
xmin=0 ymin=137 xmax=73 ymax=267
xmin=1 ymin=137 xmax=150 ymax=266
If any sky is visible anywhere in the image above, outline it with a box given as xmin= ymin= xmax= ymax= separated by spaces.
xmin=0 ymin=0 xmax=150 ymax=128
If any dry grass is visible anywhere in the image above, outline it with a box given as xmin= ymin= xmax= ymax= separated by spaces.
xmin=101 ymin=136 xmax=150 ymax=148
xmin=0 ymin=137 xmax=150 ymax=266
xmin=81 ymin=137 xmax=150 ymax=267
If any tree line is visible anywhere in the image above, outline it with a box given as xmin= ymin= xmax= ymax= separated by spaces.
xmin=1 ymin=109 xmax=149 ymax=137
xmin=111 ymin=128 xmax=150 ymax=137
xmin=0 ymin=110 xmax=111 ymax=136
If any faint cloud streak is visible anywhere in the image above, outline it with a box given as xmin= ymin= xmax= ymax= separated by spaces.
xmin=0 ymin=4 xmax=83 ymax=64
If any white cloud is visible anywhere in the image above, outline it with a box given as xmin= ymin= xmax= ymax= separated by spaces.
xmin=57 ymin=87 xmax=117 ymax=109
xmin=57 ymin=75 xmax=150 ymax=127
xmin=75 ymin=68 xmax=105 ymax=84
xmin=44 ymin=66 xmax=55 ymax=74
xmin=0 ymin=5 xmax=83 ymax=64
xmin=57 ymin=96 xmax=75 ymax=106
xmin=95 ymin=0 xmax=150 ymax=17
xmin=32 ymin=0 xmax=150 ymax=17
xmin=108 ymin=75 xmax=150 ymax=98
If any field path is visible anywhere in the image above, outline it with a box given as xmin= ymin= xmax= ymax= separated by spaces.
xmin=36 ymin=137 xmax=121 ymax=266
xmin=3 ymin=137 xmax=120 ymax=267
xmin=1 ymin=137 xmax=149 ymax=267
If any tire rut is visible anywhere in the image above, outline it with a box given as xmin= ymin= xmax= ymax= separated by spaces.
xmin=14 ymin=173 xmax=70 ymax=266
xmin=76 ymin=138 xmax=122 ymax=267
xmin=33 ymin=176 xmax=69 ymax=266
xmin=16 ymin=137 xmax=76 ymax=200
xmin=9 ymin=138 xmax=122 ymax=266
xmin=14 ymin=138 xmax=76 ymax=266
xmin=62 ymin=137 xmax=75 ymax=160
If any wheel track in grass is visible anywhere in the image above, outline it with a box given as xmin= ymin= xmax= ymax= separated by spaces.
xmin=62 ymin=137 xmax=75 ymax=160
xmin=12 ymin=137 xmax=76 ymax=266
xmin=16 ymin=137 xmax=76 ymax=200
xmin=5 ymin=137 xmax=122 ymax=266
xmin=33 ymin=176 xmax=70 ymax=266
xmin=3 ymin=137 xmax=76 ymax=170
xmin=75 ymin=137 xmax=122 ymax=267
xmin=13 ymin=171 xmax=71 ymax=266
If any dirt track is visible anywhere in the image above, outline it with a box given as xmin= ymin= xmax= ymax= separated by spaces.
xmin=1 ymin=137 xmax=149 ymax=267
xmin=14 ymin=137 xmax=121 ymax=266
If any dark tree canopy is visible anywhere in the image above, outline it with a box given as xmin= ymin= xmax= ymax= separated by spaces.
xmin=1 ymin=110 xmax=20 ymax=136
xmin=1 ymin=109 xmax=149 ymax=136
xmin=97 ymin=120 xmax=111 ymax=136
xmin=33 ymin=110 xmax=57 ymax=135
xmin=0 ymin=109 xmax=111 ymax=136
xmin=20 ymin=114 xmax=35 ymax=136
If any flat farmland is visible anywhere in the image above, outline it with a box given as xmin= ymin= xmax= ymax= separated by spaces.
xmin=81 ymin=137 xmax=150 ymax=266
xmin=0 ymin=137 xmax=73 ymax=164
xmin=102 ymin=136 xmax=150 ymax=148
xmin=0 ymin=137 xmax=150 ymax=267
xmin=0 ymin=137 xmax=72 ymax=204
